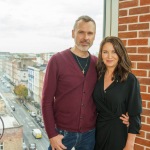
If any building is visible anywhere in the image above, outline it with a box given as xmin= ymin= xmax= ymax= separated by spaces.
xmin=28 ymin=64 xmax=46 ymax=105
xmin=0 ymin=53 xmax=11 ymax=75
xmin=39 ymin=69 xmax=46 ymax=105
xmin=0 ymin=115 xmax=23 ymax=150
xmin=0 ymin=54 xmax=36 ymax=87
xmin=0 ymin=97 xmax=23 ymax=150
xmin=12 ymin=57 xmax=35 ymax=86
xmin=28 ymin=66 xmax=34 ymax=100
xmin=41 ymin=52 xmax=55 ymax=62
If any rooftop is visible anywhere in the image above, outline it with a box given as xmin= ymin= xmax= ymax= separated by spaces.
xmin=1 ymin=114 xmax=20 ymax=128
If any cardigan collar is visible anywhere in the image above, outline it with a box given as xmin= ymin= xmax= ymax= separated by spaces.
xmin=65 ymin=48 xmax=95 ymax=77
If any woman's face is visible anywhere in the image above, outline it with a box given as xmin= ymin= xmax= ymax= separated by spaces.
xmin=101 ymin=42 xmax=119 ymax=69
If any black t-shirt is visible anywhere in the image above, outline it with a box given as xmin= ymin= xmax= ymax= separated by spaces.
xmin=71 ymin=52 xmax=90 ymax=75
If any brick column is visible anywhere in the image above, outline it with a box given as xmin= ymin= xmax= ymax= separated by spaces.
xmin=119 ymin=0 xmax=150 ymax=149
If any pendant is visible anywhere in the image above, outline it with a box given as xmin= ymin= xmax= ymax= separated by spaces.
xmin=82 ymin=70 xmax=84 ymax=74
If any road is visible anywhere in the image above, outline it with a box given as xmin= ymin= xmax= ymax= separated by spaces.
xmin=0 ymin=79 xmax=49 ymax=150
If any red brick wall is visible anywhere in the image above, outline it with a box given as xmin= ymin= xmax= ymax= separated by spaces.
xmin=119 ymin=0 xmax=150 ymax=149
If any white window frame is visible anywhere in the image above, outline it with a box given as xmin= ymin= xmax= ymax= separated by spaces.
xmin=103 ymin=0 xmax=119 ymax=37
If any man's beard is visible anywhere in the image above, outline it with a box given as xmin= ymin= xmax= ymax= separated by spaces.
xmin=75 ymin=41 xmax=93 ymax=52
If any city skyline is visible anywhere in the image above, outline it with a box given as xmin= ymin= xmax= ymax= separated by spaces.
xmin=0 ymin=0 xmax=104 ymax=54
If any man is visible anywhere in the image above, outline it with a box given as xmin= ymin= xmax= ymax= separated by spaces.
xmin=42 ymin=15 xmax=128 ymax=150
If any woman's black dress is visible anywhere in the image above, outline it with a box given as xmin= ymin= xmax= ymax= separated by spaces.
xmin=93 ymin=73 xmax=142 ymax=150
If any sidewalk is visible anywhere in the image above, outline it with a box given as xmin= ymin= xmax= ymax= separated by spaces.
xmin=25 ymin=102 xmax=38 ymax=113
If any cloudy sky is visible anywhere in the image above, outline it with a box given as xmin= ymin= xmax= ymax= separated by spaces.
xmin=0 ymin=0 xmax=104 ymax=54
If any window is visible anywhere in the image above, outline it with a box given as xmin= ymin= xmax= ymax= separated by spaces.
xmin=0 ymin=1 xmax=104 ymax=149
xmin=23 ymin=64 xmax=26 ymax=68
xmin=103 ymin=0 xmax=119 ymax=37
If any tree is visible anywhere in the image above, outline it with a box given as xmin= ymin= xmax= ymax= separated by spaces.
xmin=14 ymin=84 xmax=28 ymax=100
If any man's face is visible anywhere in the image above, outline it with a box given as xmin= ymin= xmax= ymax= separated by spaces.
xmin=72 ymin=20 xmax=96 ymax=52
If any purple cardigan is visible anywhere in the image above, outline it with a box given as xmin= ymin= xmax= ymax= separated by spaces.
xmin=42 ymin=48 xmax=97 ymax=138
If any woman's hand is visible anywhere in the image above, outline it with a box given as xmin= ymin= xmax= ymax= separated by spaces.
xmin=120 ymin=113 xmax=129 ymax=127
xmin=123 ymin=144 xmax=134 ymax=150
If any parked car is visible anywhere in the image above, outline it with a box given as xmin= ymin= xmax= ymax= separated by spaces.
xmin=6 ymin=83 xmax=10 ymax=88
xmin=38 ymin=121 xmax=44 ymax=128
xmin=22 ymin=142 xmax=28 ymax=150
xmin=10 ymin=105 xmax=15 ymax=111
xmin=32 ymin=129 xmax=42 ymax=139
xmin=2 ymin=80 xmax=6 ymax=84
xmin=34 ymin=116 xmax=41 ymax=123
xmin=30 ymin=112 xmax=36 ymax=117
xmin=29 ymin=143 xmax=36 ymax=150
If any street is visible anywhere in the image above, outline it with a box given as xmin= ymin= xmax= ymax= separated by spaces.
xmin=0 ymin=80 xmax=49 ymax=150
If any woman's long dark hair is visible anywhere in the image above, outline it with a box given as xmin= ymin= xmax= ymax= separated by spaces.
xmin=97 ymin=36 xmax=132 ymax=82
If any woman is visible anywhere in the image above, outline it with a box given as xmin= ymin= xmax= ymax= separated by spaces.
xmin=93 ymin=36 xmax=142 ymax=150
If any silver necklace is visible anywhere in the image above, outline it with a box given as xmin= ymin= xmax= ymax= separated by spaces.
xmin=75 ymin=55 xmax=89 ymax=74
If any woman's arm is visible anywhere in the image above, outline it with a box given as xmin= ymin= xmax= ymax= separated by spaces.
xmin=123 ymin=133 xmax=136 ymax=150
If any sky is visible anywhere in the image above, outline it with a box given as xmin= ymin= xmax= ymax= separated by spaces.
xmin=0 ymin=0 xmax=104 ymax=54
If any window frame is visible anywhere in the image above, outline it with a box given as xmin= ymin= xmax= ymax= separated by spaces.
xmin=103 ymin=0 xmax=119 ymax=37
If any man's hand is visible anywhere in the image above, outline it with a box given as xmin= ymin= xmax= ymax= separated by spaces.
xmin=50 ymin=134 xmax=67 ymax=150
xmin=120 ymin=113 xmax=129 ymax=127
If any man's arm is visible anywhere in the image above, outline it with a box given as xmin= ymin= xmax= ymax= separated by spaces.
xmin=42 ymin=56 xmax=67 ymax=150
xmin=42 ymin=56 xmax=58 ymax=138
